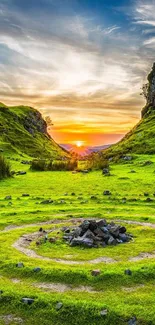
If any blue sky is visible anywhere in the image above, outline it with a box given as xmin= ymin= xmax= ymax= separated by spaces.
xmin=0 ymin=0 xmax=155 ymax=144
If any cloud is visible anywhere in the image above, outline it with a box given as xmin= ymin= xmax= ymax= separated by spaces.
xmin=0 ymin=0 xmax=154 ymax=144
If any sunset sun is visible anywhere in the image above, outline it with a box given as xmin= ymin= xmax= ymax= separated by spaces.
xmin=76 ymin=141 xmax=84 ymax=147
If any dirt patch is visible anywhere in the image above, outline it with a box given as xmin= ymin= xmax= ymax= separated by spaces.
xmin=121 ymin=284 xmax=145 ymax=292
xmin=33 ymin=282 xmax=98 ymax=293
xmin=129 ymin=251 xmax=155 ymax=261
xmin=0 ymin=315 xmax=23 ymax=324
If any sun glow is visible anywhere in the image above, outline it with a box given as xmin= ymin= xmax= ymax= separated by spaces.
xmin=76 ymin=141 xmax=84 ymax=147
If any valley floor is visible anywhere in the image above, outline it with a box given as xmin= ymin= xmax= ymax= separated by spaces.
xmin=0 ymin=155 xmax=155 ymax=324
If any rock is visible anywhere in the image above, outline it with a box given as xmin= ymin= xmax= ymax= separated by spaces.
xmin=144 ymin=192 xmax=149 ymax=197
xmin=21 ymin=298 xmax=34 ymax=305
xmin=5 ymin=196 xmax=12 ymax=200
xmin=22 ymin=194 xmax=30 ymax=197
xmin=108 ymin=236 xmax=117 ymax=245
xmin=91 ymin=269 xmax=101 ymax=276
xmin=90 ymin=195 xmax=97 ymax=200
xmin=64 ymin=219 xmax=132 ymax=249
xmin=49 ymin=237 xmax=56 ymax=243
xmin=123 ymin=156 xmax=132 ymax=161
xmin=40 ymin=199 xmax=53 ymax=204
xmin=142 ymin=160 xmax=153 ymax=166
xmin=145 ymin=197 xmax=153 ymax=202
xmin=97 ymin=219 xmax=107 ymax=228
xmin=56 ymin=302 xmax=63 ymax=310
xmin=21 ymin=160 xmax=31 ymax=165
xmin=88 ymin=220 xmax=98 ymax=232
xmin=128 ymin=317 xmax=137 ymax=325
xmin=130 ymin=170 xmax=136 ymax=173
xmin=71 ymin=192 xmax=76 ymax=196
xmin=81 ymin=170 xmax=89 ymax=174
xmin=82 ymin=229 xmax=96 ymax=240
xmin=102 ymin=168 xmax=110 ymax=176
xmin=103 ymin=190 xmax=111 ymax=196
xmin=16 ymin=171 xmax=27 ymax=175
xmin=122 ymin=197 xmax=127 ymax=203
xmin=33 ymin=267 xmax=41 ymax=272
xmin=119 ymin=226 xmax=126 ymax=234
xmin=119 ymin=234 xmax=129 ymax=242
xmin=124 ymin=269 xmax=132 ymax=276
xmin=80 ymin=220 xmax=90 ymax=232
xmin=0 ymin=290 xmax=3 ymax=294
xmin=94 ymin=227 xmax=105 ymax=238
xmin=100 ymin=309 xmax=108 ymax=316
xmin=16 ymin=262 xmax=24 ymax=268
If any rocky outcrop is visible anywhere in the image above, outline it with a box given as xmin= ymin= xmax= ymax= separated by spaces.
xmin=142 ymin=63 xmax=155 ymax=117
xmin=0 ymin=103 xmax=69 ymax=159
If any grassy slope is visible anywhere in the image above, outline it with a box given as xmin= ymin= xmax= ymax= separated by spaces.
xmin=104 ymin=108 xmax=155 ymax=156
xmin=0 ymin=157 xmax=155 ymax=324
xmin=0 ymin=103 xmax=68 ymax=159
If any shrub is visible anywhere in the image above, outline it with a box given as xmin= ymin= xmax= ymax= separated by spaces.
xmin=30 ymin=159 xmax=78 ymax=171
xmin=86 ymin=153 xmax=109 ymax=170
xmin=30 ymin=159 xmax=47 ymax=171
xmin=0 ymin=155 xmax=11 ymax=179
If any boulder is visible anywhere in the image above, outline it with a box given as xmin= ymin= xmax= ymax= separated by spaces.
xmin=102 ymin=168 xmax=110 ymax=176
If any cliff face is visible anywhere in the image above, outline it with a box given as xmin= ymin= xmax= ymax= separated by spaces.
xmin=0 ymin=103 xmax=68 ymax=159
xmin=142 ymin=63 xmax=155 ymax=117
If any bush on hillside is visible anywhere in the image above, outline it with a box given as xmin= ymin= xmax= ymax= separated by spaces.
xmin=0 ymin=155 xmax=11 ymax=180
xmin=86 ymin=153 xmax=109 ymax=170
xmin=30 ymin=159 xmax=78 ymax=171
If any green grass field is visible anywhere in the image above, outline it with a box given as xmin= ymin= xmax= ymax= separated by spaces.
xmin=0 ymin=155 xmax=155 ymax=324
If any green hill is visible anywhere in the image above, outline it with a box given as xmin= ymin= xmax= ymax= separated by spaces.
xmin=0 ymin=103 xmax=68 ymax=159
xmin=104 ymin=63 xmax=155 ymax=157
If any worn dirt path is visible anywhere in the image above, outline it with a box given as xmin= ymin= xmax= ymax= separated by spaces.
xmin=9 ymin=217 xmax=155 ymax=264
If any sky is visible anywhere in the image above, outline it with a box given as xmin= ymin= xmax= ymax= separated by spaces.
xmin=0 ymin=0 xmax=155 ymax=145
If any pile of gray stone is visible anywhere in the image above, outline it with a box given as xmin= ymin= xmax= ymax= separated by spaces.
xmin=62 ymin=219 xmax=132 ymax=248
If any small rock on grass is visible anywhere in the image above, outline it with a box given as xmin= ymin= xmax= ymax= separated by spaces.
xmin=91 ymin=269 xmax=101 ymax=276
xmin=5 ymin=196 xmax=12 ymax=200
xmin=33 ymin=267 xmax=41 ymax=273
xmin=21 ymin=298 xmax=34 ymax=305
xmin=56 ymin=302 xmax=63 ymax=310
xmin=100 ymin=309 xmax=108 ymax=317
xmin=128 ymin=316 xmax=137 ymax=325
xmin=124 ymin=269 xmax=132 ymax=276
xmin=16 ymin=262 xmax=24 ymax=268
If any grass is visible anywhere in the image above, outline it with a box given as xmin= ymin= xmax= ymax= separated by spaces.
xmin=1 ymin=155 xmax=155 ymax=324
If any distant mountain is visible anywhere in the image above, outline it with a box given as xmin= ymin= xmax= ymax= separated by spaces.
xmin=60 ymin=143 xmax=110 ymax=156
xmin=0 ymin=103 xmax=69 ymax=159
